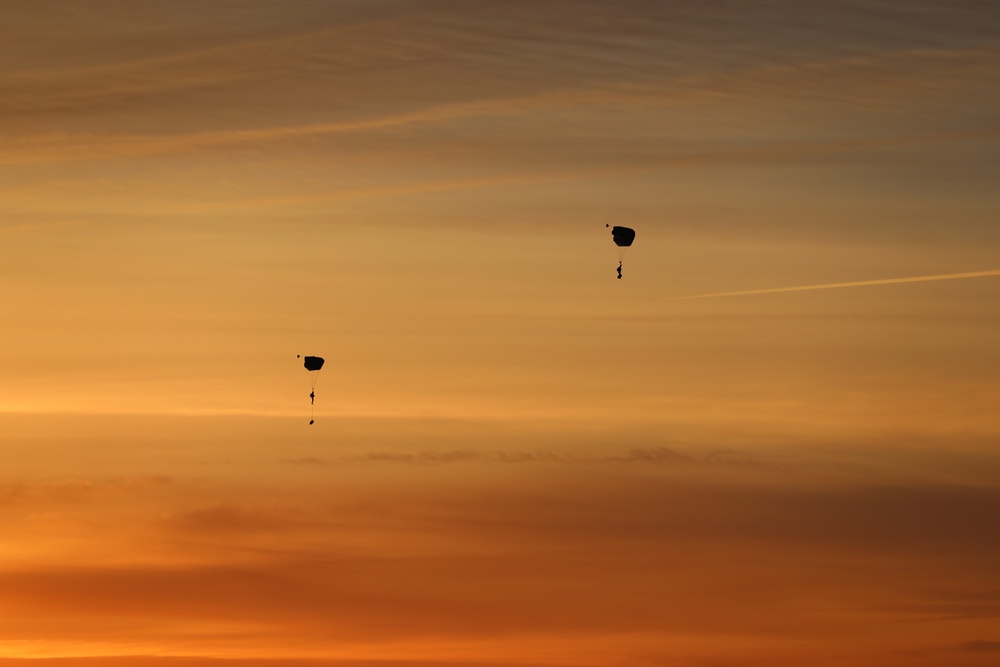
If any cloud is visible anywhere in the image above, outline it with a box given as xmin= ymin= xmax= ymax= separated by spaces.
xmin=964 ymin=640 xmax=1000 ymax=652
xmin=4 ymin=6 xmax=998 ymax=171
xmin=606 ymin=447 xmax=693 ymax=464
xmin=264 ymin=454 xmax=1000 ymax=559
xmin=161 ymin=504 xmax=298 ymax=534
xmin=1 ymin=467 xmax=999 ymax=661
xmin=0 ymin=558 xmax=677 ymax=646
xmin=3 ymin=85 xmax=996 ymax=169
xmin=884 ymin=590 xmax=1000 ymax=622
xmin=672 ymin=270 xmax=1000 ymax=300
xmin=347 ymin=449 xmax=484 ymax=465
xmin=279 ymin=457 xmax=330 ymax=467
xmin=0 ymin=659 xmax=572 ymax=667
xmin=340 ymin=449 xmax=578 ymax=465
xmin=332 ymin=446 xmax=786 ymax=472
xmin=0 ymin=476 xmax=172 ymax=508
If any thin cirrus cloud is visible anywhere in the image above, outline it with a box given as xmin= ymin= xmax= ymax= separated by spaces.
xmin=2 ymin=46 xmax=997 ymax=166
xmin=4 ymin=124 xmax=996 ymax=224
xmin=673 ymin=269 xmax=1000 ymax=300
xmin=299 ymin=446 xmax=784 ymax=470
xmin=3 ymin=0 xmax=998 ymax=172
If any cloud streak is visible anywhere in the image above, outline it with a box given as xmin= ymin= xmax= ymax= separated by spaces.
xmin=309 ymin=446 xmax=788 ymax=471
xmin=672 ymin=270 xmax=1000 ymax=301
xmin=964 ymin=640 xmax=1000 ymax=652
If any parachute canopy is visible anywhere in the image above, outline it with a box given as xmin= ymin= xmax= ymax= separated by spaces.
xmin=610 ymin=226 xmax=636 ymax=247
xmin=302 ymin=356 xmax=324 ymax=371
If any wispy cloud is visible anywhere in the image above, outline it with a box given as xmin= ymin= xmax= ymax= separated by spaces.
xmin=3 ymin=475 xmax=999 ymax=655
xmin=964 ymin=640 xmax=1000 ymax=652
xmin=161 ymin=503 xmax=297 ymax=534
xmin=673 ymin=270 xmax=1000 ymax=300
xmin=324 ymin=446 xmax=831 ymax=475
xmin=0 ymin=476 xmax=171 ymax=508
xmin=3 ymin=37 xmax=997 ymax=167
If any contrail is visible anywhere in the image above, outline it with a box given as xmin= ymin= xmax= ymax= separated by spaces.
xmin=672 ymin=270 xmax=1000 ymax=300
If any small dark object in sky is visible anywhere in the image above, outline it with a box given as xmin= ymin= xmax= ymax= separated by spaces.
xmin=298 ymin=355 xmax=324 ymax=424
xmin=301 ymin=355 xmax=324 ymax=371
xmin=607 ymin=225 xmax=635 ymax=279
xmin=609 ymin=225 xmax=635 ymax=247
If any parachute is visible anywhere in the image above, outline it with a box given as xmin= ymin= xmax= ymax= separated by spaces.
xmin=607 ymin=225 xmax=636 ymax=279
xmin=302 ymin=356 xmax=324 ymax=372
xmin=610 ymin=226 xmax=635 ymax=248
xmin=297 ymin=355 xmax=324 ymax=424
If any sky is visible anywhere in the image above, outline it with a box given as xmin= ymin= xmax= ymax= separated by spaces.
xmin=1 ymin=1 xmax=999 ymax=665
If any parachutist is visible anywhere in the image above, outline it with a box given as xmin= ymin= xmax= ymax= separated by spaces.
xmin=300 ymin=356 xmax=324 ymax=425
xmin=609 ymin=226 xmax=634 ymax=280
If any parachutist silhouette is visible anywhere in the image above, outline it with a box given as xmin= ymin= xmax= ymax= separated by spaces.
xmin=608 ymin=226 xmax=634 ymax=279
xmin=300 ymin=355 xmax=324 ymax=425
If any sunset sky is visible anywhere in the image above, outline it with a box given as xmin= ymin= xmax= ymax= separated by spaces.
xmin=2 ymin=1 xmax=1000 ymax=665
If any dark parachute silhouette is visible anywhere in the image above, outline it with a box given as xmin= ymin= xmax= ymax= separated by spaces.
xmin=607 ymin=225 xmax=636 ymax=279
xmin=297 ymin=355 xmax=324 ymax=424
xmin=301 ymin=356 xmax=324 ymax=372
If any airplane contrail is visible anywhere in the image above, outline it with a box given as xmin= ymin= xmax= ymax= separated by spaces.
xmin=672 ymin=270 xmax=1000 ymax=300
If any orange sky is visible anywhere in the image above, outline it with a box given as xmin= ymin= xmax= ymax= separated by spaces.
xmin=2 ymin=2 xmax=1000 ymax=665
